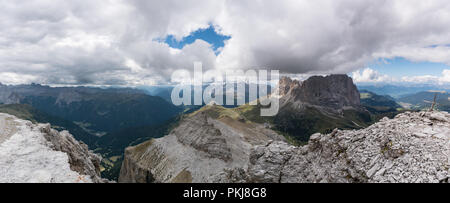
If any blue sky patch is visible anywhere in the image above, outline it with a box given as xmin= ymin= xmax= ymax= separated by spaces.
xmin=368 ymin=57 xmax=449 ymax=77
xmin=426 ymin=44 xmax=450 ymax=48
xmin=161 ymin=25 xmax=231 ymax=54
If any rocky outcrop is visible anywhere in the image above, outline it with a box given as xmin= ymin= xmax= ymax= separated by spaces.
xmin=279 ymin=75 xmax=362 ymax=112
xmin=0 ymin=113 xmax=106 ymax=183
xmin=118 ymin=108 xmax=286 ymax=183
xmin=301 ymin=75 xmax=361 ymax=108
xmin=173 ymin=114 xmax=232 ymax=162
xmin=275 ymin=75 xmax=371 ymax=142
xmin=120 ymin=109 xmax=449 ymax=183
xmin=39 ymin=124 xmax=105 ymax=183
xmin=278 ymin=76 xmax=301 ymax=97
xmin=239 ymin=111 xmax=450 ymax=183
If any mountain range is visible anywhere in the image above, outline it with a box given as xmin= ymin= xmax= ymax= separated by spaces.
xmin=0 ymin=83 xmax=181 ymax=137
xmin=357 ymin=84 xmax=450 ymax=98
xmin=118 ymin=75 xmax=449 ymax=183
xmin=396 ymin=91 xmax=450 ymax=112
xmin=2 ymin=74 xmax=447 ymax=182
xmin=0 ymin=84 xmax=183 ymax=180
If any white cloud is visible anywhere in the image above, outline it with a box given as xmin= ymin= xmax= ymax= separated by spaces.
xmin=352 ymin=68 xmax=391 ymax=83
xmin=0 ymin=0 xmax=219 ymax=86
xmin=402 ymin=69 xmax=450 ymax=84
xmin=216 ymin=0 xmax=450 ymax=75
xmin=374 ymin=46 xmax=450 ymax=66
xmin=0 ymin=72 xmax=39 ymax=85
xmin=370 ymin=69 xmax=450 ymax=85
xmin=1 ymin=0 xmax=450 ymax=85
xmin=400 ymin=75 xmax=440 ymax=84
xmin=440 ymin=69 xmax=450 ymax=83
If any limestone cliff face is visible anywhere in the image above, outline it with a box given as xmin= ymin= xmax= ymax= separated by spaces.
xmin=0 ymin=113 xmax=106 ymax=183
xmin=238 ymin=111 xmax=450 ymax=183
xmin=275 ymin=75 xmax=371 ymax=142
xmin=278 ymin=76 xmax=301 ymax=97
xmin=118 ymin=110 xmax=286 ymax=183
xmin=279 ymin=75 xmax=363 ymax=112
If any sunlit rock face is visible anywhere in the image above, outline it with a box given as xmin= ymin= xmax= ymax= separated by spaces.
xmin=241 ymin=111 xmax=449 ymax=183
xmin=0 ymin=113 xmax=106 ymax=183
xmin=118 ymin=110 xmax=286 ymax=183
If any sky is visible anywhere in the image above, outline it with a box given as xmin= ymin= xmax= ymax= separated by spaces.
xmin=160 ymin=25 xmax=231 ymax=54
xmin=1 ymin=0 xmax=450 ymax=86
xmin=369 ymin=58 xmax=447 ymax=77
xmin=352 ymin=58 xmax=450 ymax=85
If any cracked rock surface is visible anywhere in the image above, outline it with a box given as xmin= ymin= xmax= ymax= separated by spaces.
xmin=242 ymin=111 xmax=449 ymax=183
xmin=0 ymin=113 xmax=106 ymax=183
xmin=119 ymin=108 xmax=449 ymax=183
xmin=119 ymin=111 xmax=286 ymax=183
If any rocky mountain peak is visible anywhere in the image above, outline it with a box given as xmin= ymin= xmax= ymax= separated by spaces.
xmin=5 ymin=92 xmax=21 ymax=104
xmin=280 ymin=74 xmax=361 ymax=110
xmin=173 ymin=112 xmax=232 ymax=162
xmin=278 ymin=76 xmax=301 ymax=97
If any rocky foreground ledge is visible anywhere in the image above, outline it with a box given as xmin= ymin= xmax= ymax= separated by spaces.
xmin=237 ymin=111 xmax=449 ymax=183
xmin=120 ymin=109 xmax=449 ymax=183
xmin=0 ymin=113 xmax=106 ymax=183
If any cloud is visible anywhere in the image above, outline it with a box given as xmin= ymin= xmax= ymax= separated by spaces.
xmin=0 ymin=72 xmax=38 ymax=85
xmin=216 ymin=0 xmax=450 ymax=75
xmin=400 ymin=69 xmax=450 ymax=84
xmin=352 ymin=67 xmax=450 ymax=85
xmin=400 ymin=75 xmax=440 ymax=84
xmin=0 ymin=0 xmax=219 ymax=86
xmin=1 ymin=0 xmax=450 ymax=85
xmin=439 ymin=69 xmax=450 ymax=83
xmin=374 ymin=46 xmax=450 ymax=66
xmin=351 ymin=68 xmax=391 ymax=83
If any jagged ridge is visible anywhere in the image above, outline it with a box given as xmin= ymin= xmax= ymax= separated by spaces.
xmin=241 ymin=111 xmax=449 ymax=183
xmin=118 ymin=106 xmax=286 ymax=183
